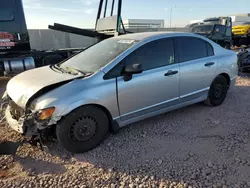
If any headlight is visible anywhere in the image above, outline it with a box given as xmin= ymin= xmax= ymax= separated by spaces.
xmin=38 ymin=107 xmax=55 ymax=120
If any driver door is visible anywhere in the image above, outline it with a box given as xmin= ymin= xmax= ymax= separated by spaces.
xmin=116 ymin=38 xmax=180 ymax=123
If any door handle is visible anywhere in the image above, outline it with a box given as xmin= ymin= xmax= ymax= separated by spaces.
xmin=164 ymin=70 xmax=178 ymax=76
xmin=205 ymin=62 xmax=215 ymax=67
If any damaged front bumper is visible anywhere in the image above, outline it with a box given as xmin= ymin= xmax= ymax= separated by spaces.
xmin=5 ymin=105 xmax=44 ymax=136
xmin=5 ymin=105 xmax=25 ymax=134
xmin=5 ymin=103 xmax=57 ymax=136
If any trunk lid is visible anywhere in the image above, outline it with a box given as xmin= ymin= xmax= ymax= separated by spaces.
xmin=6 ymin=66 xmax=83 ymax=109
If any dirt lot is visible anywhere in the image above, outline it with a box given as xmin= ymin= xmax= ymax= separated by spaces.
xmin=1 ymin=75 xmax=250 ymax=188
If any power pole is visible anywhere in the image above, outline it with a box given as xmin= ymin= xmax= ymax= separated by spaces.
xmin=170 ymin=5 xmax=176 ymax=28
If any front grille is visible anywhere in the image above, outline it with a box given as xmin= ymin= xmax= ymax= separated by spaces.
xmin=9 ymin=100 xmax=25 ymax=120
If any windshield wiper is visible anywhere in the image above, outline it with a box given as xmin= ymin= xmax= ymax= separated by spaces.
xmin=63 ymin=66 xmax=94 ymax=76
xmin=52 ymin=64 xmax=67 ymax=73
xmin=66 ymin=66 xmax=85 ymax=75
xmin=52 ymin=64 xmax=93 ymax=76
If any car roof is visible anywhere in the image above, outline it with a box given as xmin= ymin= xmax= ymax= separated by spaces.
xmin=112 ymin=31 xmax=204 ymax=41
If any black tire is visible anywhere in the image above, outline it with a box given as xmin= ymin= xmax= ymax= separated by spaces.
xmin=204 ymin=75 xmax=228 ymax=107
xmin=0 ymin=62 xmax=4 ymax=76
xmin=239 ymin=38 xmax=248 ymax=46
xmin=56 ymin=106 xmax=109 ymax=153
xmin=232 ymin=39 xmax=239 ymax=47
xmin=0 ymin=70 xmax=4 ymax=77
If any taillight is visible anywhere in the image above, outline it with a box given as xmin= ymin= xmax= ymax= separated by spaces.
xmin=0 ymin=32 xmax=14 ymax=40
xmin=0 ymin=32 xmax=15 ymax=47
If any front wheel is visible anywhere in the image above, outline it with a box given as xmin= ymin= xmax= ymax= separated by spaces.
xmin=204 ymin=75 xmax=228 ymax=107
xmin=56 ymin=106 xmax=109 ymax=153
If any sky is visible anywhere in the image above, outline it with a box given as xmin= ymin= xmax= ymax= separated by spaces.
xmin=22 ymin=0 xmax=250 ymax=29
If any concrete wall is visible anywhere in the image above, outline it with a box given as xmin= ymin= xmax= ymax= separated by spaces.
xmin=28 ymin=29 xmax=98 ymax=51
xmin=28 ymin=27 xmax=188 ymax=51
xmin=123 ymin=19 xmax=165 ymax=29
xmin=127 ymin=27 xmax=189 ymax=33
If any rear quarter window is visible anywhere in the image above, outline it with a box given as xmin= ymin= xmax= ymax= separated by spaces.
xmin=206 ymin=43 xmax=214 ymax=56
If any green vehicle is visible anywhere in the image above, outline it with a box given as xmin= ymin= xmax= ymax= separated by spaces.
xmin=190 ymin=17 xmax=233 ymax=49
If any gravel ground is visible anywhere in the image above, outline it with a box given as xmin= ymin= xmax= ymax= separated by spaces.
xmin=1 ymin=75 xmax=250 ymax=187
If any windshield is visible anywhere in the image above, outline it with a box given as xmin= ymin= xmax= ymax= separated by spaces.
xmin=0 ymin=0 xmax=15 ymax=21
xmin=204 ymin=20 xmax=219 ymax=24
xmin=58 ymin=38 xmax=138 ymax=74
xmin=191 ymin=25 xmax=214 ymax=33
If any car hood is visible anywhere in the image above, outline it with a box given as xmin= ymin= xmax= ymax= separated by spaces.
xmin=6 ymin=65 xmax=83 ymax=109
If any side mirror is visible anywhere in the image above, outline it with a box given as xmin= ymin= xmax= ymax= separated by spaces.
xmin=124 ymin=63 xmax=143 ymax=74
xmin=123 ymin=63 xmax=143 ymax=82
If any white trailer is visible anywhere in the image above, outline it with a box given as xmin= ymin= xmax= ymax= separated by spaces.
xmin=230 ymin=15 xmax=250 ymax=26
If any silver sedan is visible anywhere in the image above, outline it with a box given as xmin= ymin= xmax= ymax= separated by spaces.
xmin=3 ymin=32 xmax=238 ymax=153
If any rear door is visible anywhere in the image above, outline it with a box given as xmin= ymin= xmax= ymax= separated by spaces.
xmin=175 ymin=36 xmax=217 ymax=103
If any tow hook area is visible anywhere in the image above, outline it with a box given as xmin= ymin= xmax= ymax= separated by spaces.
xmin=15 ymin=111 xmax=57 ymax=136
xmin=28 ymin=135 xmax=44 ymax=151
xmin=25 ymin=119 xmax=57 ymax=151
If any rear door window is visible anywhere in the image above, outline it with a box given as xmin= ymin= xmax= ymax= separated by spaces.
xmin=175 ymin=37 xmax=209 ymax=62
xmin=0 ymin=0 xmax=15 ymax=21
xmin=214 ymin=25 xmax=226 ymax=34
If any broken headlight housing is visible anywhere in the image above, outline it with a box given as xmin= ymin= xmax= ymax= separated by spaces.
xmin=32 ymin=107 xmax=56 ymax=129
xmin=37 ymin=107 xmax=55 ymax=121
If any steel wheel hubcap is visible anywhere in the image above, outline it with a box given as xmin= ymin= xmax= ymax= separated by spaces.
xmin=70 ymin=116 xmax=97 ymax=142
xmin=214 ymin=84 xmax=223 ymax=98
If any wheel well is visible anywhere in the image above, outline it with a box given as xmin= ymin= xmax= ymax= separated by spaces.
xmin=84 ymin=104 xmax=119 ymax=133
xmin=219 ymin=73 xmax=230 ymax=87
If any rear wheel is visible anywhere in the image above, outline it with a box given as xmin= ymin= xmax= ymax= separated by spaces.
xmin=204 ymin=75 xmax=228 ymax=107
xmin=56 ymin=106 xmax=109 ymax=153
